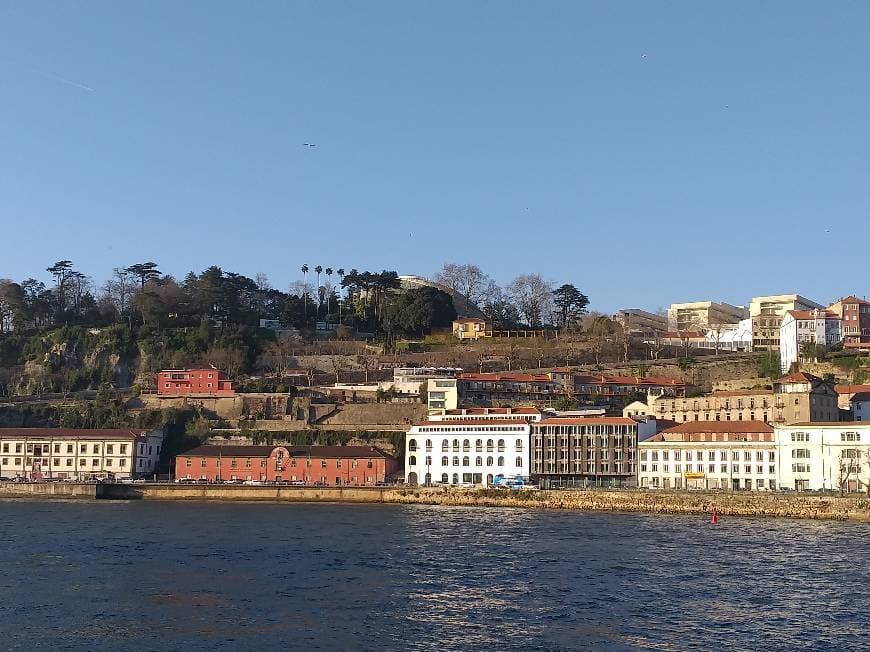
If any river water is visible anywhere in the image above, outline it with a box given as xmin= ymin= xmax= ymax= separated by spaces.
xmin=0 ymin=500 xmax=867 ymax=651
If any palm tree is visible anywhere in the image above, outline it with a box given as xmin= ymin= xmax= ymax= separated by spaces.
xmin=325 ymin=268 xmax=333 ymax=316
xmin=301 ymin=264 xmax=309 ymax=316
xmin=314 ymin=265 xmax=323 ymax=317
xmin=336 ymin=268 xmax=345 ymax=321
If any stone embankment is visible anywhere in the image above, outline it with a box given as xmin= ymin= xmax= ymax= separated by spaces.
xmin=4 ymin=482 xmax=868 ymax=521
xmin=92 ymin=485 xmax=870 ymax=521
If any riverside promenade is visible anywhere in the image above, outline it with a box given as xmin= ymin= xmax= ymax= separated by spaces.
xmin=3 ymin=481 xmax=868 ymax=521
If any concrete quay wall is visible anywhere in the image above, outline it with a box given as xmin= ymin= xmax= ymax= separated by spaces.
xmin=95 ymin=484 xmax=870 ymax=521
xmin=0 ymin=481 xmax=98 ymax=499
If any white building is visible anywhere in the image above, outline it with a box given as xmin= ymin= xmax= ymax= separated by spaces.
xmin=0 ymin=428 xmax=165 ymax=481
xmin=405 ymin=419 xmax=531 ymax=486
xmin=779 ymin=309 xmax=842 ymax=373
xmin=638 ymin=421 xmax=777 ymax=491
xmin=775 ymin=423 xmax=870 ymax=492
xmin=850 ymin=392 xmax=870 ymax=422
xmin=426 ymin=377 xmax=459 ymax=411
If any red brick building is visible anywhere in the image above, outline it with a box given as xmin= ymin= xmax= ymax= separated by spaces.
xmin=828 ymin=295 xmax=870 ymax=351
xmin=157 ymin=369 xmax=235 ymax=397
xmin=175 ymin=445 xmax=399 ymax=485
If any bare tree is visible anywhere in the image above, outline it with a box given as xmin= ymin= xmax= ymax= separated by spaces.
xmin=508 ymin=274 xmax=553 ymax=328
xmin=436 ymin=263 xmax=490 ymax=314
xmin=205 ymin=347 xmax=245 ymax=380
xmin=329 ymin=355 xmax=345 ymax=384
xmin=504 ymin=342 xmax=519 ymax=372
xmin=102 ymin=268 xmax=136 ymax=324
xmin=254 ymin=273 xmax=271 ymax=292
xmin=358 ymin=354 xmax=380 ymax=383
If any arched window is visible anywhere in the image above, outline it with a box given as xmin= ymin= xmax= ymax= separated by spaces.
xmin=515 ymin=438 xmax=523 ymax=450
xmin=441 ymin=440 xmax=449 ymax=452
xmin=425 ymin=439 xmax=432 ymax=451
xmin=462 ymin=439 xmax=470 ymax=452
xmin=497 ymin=456 xmax=505 ymax=466
xmin=475 ymin=439 xmax=483 ymax=452
xmin=516 ymin=456 xmax=523 ymax=467
xmin=425 ymin=456 xmax=431 ymax=466
xmin=486 ymin=456 xmax=493 ymax=466
xmin=441 ymin=473 xmax=449 ymax=484
xmin=453 ymin=456 xmax=459 ymax=466
xmin=409 ymin=455 xmax=417 ymax=465
xmin=475 ymin=456 xmax=482 ymax=466
xmin=462 ymin=456 xmax=470 ymax=466
xmin=452 ymin=473 xmax=459 ymax=484
xmin=497 ymin=439 xmax=505 ymax=452
xmin=408 ymin=439 xmax=417 ymax=452
xmin=486 ymin=439 xmax=494 ymax=452
xmin=441 ymin=456 xmax=449 ymax=466
xmin=452 ymin=439 xmax=460 ymax=451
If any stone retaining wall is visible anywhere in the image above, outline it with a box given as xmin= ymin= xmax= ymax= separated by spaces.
xmin=0 ymin=482 xmax=98 ymax=499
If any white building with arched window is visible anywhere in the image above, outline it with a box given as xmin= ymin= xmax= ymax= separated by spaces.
xmin=404 ymin=420 xmax=531 ymax=486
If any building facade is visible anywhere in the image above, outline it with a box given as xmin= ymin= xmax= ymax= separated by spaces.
xmin=452 ymin=317 xmax=488 ymax=340
xmin=458 ymin=373 xmax=562 ymax=405
xmin=779 ymin=309 xmax=842 ymax=373
xmin=428 ymin=407 xmax=542 ymax=422
xmin=667 ymin=301 xmax=747 ymax=332
xmin=827 ymin=296 xmax=870 ymax=351
xmin=646 ymin=372 xmax=838 ymax=425
xmin=613 ymin=309 xmax=668 ymax=336
xmin=0 ymin=428 xmax=164 ymax=480
xmin=427 ymin=377 xmax=459 ymax=410
xmin=157 ymin=368 xmax=235 ymax=397
xmin=776 ymin=424 xmax=870 ymax=491
xmin=749 ymin=294 xmax=823 ymax=352
xmin=638 ymin=421 xmax=776 ymax=491
xmin=405 ymin=420 xmax=531 ymax=486
xmin=530 ymin=417 xmax=638 ymax=488
xmin=175 ymin=445 xmax=398 ymax=485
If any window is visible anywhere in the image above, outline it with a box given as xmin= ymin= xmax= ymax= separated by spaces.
xmin=186 ymin=459 xmax=192 ymax=467
xmin=92 ymin=459 xmax=99 ymax=466
xmin=425 ymin=439 xmax=432 ymax=451
xmin=120 ymin=444 xmax=127 ymax=454
xmin=408 ymin=439 xmax=417 ymax=452
xmin=516 ymin=456 xmax=523 ymax=467
xmin=462 ymin=456 xmax=469 ymax=466
xmin=231 ymin=460 xmax=238 ymax=468
xmin=497 ymin=439 xmax=505 ymax=452
xmin=337 ymin=460 xmax=342 ymax=468
xmin=475 ymin=456 xmax=482 ymax=466
xmin=442 ymin=456 xmax=449 ymax=466
xmin=453 ymin=456 xmax=459 ymax=466
xmin=497 ymin=456 xmax=504 ymax=466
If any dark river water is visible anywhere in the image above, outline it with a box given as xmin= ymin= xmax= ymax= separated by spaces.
xmin=0 ymin=500 xmax=868 ymax=651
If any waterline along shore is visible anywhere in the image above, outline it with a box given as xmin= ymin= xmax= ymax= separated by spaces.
xmin=2 ymin=481 xmax=869 ymax=521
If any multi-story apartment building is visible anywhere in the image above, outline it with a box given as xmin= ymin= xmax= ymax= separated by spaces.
xmin=646 ymin=372 xmax=838 ymax=425
xmin=426 ymin=378 xmax=458 ymax=410
xmin=667 ymin=301 xmax=747 ymax=332
xmin=779 ymin=309 xmax=842 ymax=373
xmin=405 ymin=419 xmax=531 ymax=486
xmin=0 ymin=428 xmax=164 ymax=480
xmin=659 ymin=318 xmax=753 ymax=353
xmin=827 ymin=296 xmax=870 ymax=351
xmin=157 ymin=368 xmax=235 ymax=397
xmin=613 ymin=309 xmax=668 ymax=336
xmin=176 ymin=445 xmax=398 ymax=485
xmin=530 ymin=417 xmax=638 ymax=488
xmin=749 ymin=294 xmax=823 ymax=352
xmin=551 ymin=371 xmax=686 ymax=403
xmin=638 ymin=421 xmax=776 ymax=491
xmin=458 ymin=373 xmax=562 ymax=406
xmin=776 ymin=423 xmax=869 ymax=492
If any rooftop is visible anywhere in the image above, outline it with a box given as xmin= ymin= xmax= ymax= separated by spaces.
xmin=0 ymin=428 xmax=151 ymax=440
xmin=536 ymin=417 xmax=637 ymax=426
xmin=180 ymin=445 xmax=395 ymax=459
xmin=459 ymin=373 xmax=553 ymax=382
xmin=415 ymin=419 xmax=530 ymax=427
xmin=658 ymin=421 xmax=774 ymax=434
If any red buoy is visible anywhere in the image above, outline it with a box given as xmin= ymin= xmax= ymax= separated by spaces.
xmin=711 ymin=511 xmax=719 ymax=525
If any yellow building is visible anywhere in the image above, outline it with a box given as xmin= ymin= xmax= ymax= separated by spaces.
xmin=749 ymin=294 xmax=822 ymax=351
xmin=452 ymin=317 xmax=488 ymax=340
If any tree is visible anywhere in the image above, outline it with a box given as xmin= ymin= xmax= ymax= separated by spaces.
xmin=205 ymin=346 xmax=245 ymax=379
xmin=46 ymin=260 xmax=75 ymax=312
xmin=589 ymin=316 xmax=618 ymax=366
xmin=435 ymin=263 xmax=489 ymax=314
xmin=125 ymin=262 xmax=161 ymax=289
xmin=508 ymin=274 xmax=553 ymax=328
xmin=301 ymin=264 xmax=309 ymax=316
xmin=329 ymin=354 xmax=345 ymax=383
xmin=481 ymin=282 xmax=521 ymax=330
xmin=385 ymin=287 xmax=457 ymax=336
xmin=314 ymin=266 xmax=323 ymax=315
xmin=552 ymin=284 xmax=589 ymax=330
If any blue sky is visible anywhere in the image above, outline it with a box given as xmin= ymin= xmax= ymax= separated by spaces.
xmin=1 ymin=2 xmax=868 ymax=312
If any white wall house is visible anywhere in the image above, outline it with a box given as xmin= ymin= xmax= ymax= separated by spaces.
xmin=0 ymin=428 xmax=164 ymax=481
xmin=780 ymin=310 xmax=842 ymax=373
xmin=405 ymin=420 xmax=531 ymax=486
xmin=775 ymin=424 xmax=870 ymax=492
xmin=637 ymin=422 xmax=777 ymax=491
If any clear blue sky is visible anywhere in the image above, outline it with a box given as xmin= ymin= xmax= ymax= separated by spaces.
xmin=2 ymin=2 xmax=868 ymax=312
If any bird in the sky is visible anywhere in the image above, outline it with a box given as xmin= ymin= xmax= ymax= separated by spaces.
xmin=303 ymin=143 xmax=316 ymax=147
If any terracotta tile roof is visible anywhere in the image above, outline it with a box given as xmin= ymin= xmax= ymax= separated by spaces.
xmin=835 ymin=384 xmax=870 ymax=395
xmin=777 ymin=371 xmax=824 ymax=384
xmin=0 ymin=428 xmax=150 ymax=440
xmin=659 ymin=420 xmax=773 ymax=434
xmin=572 ymin=374 xmax=685 ymax=387
xmin=459 ymin=373 xmax=552 ymax=382
xmin=787 ymin=310 xmax=838 ymax=320
xmin=453 ymin=317 xmax=486 ymax=323
xmin=836 ymin=295 xmax=870 ymax=305
xmin=415 ymin=419 xmax=530 ymax=427
xmin=181 ymin=445 xmax=395 ymax=459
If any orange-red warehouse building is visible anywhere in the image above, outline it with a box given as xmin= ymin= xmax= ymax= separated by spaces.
xmin=175 ymin=445 xmax=399 ymax=485
xmin=157 ymin=369 xmax=235 ymax=397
